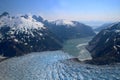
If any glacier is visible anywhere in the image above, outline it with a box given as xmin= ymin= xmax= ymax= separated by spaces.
xmin=0 ymin=51 xmax=120 ymax=80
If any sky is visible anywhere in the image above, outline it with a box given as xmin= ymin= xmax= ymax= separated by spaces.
xmin=0 ymin=0 xmax=120 ymax=27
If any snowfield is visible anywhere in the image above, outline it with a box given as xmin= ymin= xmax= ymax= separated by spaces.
xmin=0 ymin=15 xmax=46 ymax=34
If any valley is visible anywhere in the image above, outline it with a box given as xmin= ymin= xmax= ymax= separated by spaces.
xmin=0 ymin=0 xmax=120 ymax=79
xmin=0 ymin=11 xmax=120 ymax=80
xmin=63 ymin=36 xmax=93 ymax=61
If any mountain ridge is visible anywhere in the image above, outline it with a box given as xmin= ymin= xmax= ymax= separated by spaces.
xmin=0 ymin=12 xmax=62 ymax=57
xmin=86 ymin=22 xmax=120 ymax=64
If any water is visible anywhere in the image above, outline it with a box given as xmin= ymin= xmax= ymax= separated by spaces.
xmin=63 ymin=37 xmax=93 ymax=60
xmin=0 ymin=51 xmax=120 ymax=80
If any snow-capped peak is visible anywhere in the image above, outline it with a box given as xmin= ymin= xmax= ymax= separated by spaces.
xmin=0 ymin=12 xmax=9 ymax=18
xmin=0 ymin=14 xmax=45 ymax=30
xmin=51 ymin=19 xmax=75 ymax=26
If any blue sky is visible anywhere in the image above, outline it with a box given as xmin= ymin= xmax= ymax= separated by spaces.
xmin=0 ymin=0 xmax=120 ymax=26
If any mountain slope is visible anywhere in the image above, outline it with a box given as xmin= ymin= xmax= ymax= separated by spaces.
xmin=0 ymin=12 xmax=62 ymax=57
xmin=44 ymin=20 xmax=95 ymax=41
xmin=86 ymin=22 xmax=120 ymax=64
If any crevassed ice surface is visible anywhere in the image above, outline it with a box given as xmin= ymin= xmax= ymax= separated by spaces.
xmin=0 ymin=51 xmax=120 ymax=80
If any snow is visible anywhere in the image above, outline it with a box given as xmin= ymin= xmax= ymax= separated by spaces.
xmin=103 ymin=31 xmax=106 ymax=35
xmin=0 ymin=56 xmax=6 ymax=59
xmin=116 ymin=45 xmax=120 ymax=48
xmin=0 ymin=15 xmax=47 ymax=40
xmin=39 ymin=33 xmax=43 ymax=36
xmin=14 ymin=39 xmax=18 ymax=42
xmin=105 ymin=38 xmax=109 ymax=43
xmin=51 ymin=19 xmax=75 ymax=26
xmin=115 ymin=30 xmax=120 ymax=33
xmin=24 ymin=43 xmax=28 ymax=45
xmin=0 ymin=15 xmax=46 ymax=34
xmin=0 ymin=51 xmax=120 ymax=80
xmin=9 ymin=31 xmax=15 ymax=35
xmin=95 ymin=31 xmax=99 ymax=34
xmin=10 ymin=36 xmax=15 ymax=38
xmin=113 ymin=46 xmax=117 ymax=51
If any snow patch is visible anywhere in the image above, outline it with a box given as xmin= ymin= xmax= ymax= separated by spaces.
xmin=116 ymin=45 xmax=120 ymax=48
xmin=105 ymin=38 xmax=109 ymax=43
xmin=14 ymin=39 xmax=18 ymax=42
xmin=24 ymin=43 xmax=28 ymax=45
xmin=115 ymin=30 xmax=120 ymax=33
xmin=113 ymin=46 xmax=117 ymax=51
xmin=39 ymin=33 xmax=43 ymax=36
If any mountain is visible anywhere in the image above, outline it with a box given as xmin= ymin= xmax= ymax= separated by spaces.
xmin=94 ymin=23 xmax=114 ymax=32
xmin=0 ymin=12 xmax=62 ymax=57
xmin=86 ymin=22 xmax=120 ymax=64
xmin=44 ymin=19 xmax=95 ymax=41
xmin=0 ymin=12 xmax=9 ymax=18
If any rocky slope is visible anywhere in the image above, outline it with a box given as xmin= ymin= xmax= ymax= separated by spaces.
xmin=0 ymin=12 xmax=62 ymax=57
xmin=86 ymin=22 xmax=120 ymax=64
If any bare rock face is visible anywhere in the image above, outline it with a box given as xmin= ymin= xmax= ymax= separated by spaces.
xmin=86 ymin=22 xmax=120 ymax=64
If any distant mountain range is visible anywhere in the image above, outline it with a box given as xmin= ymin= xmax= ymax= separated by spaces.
xmin=94 ymin=23 xmax=115 ymax=32
xmin=86 ymin=22 xmax=120 ymax=64
xmin=0 ymin=12 xmax=95 ymax=57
